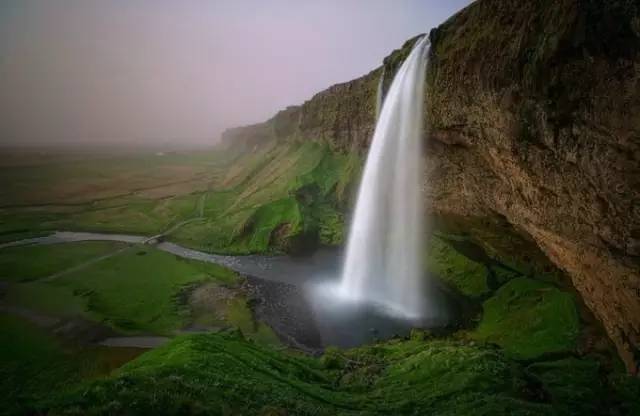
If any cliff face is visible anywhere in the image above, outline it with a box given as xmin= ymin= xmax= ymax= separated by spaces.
xmin=221 ymin=0 xmax=640 ymax=373
xmin=426 ymin=0 xmax=640 ymax=374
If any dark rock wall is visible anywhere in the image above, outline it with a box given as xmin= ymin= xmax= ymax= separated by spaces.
xmin=427 ymin=0 xmax=640 ymax=373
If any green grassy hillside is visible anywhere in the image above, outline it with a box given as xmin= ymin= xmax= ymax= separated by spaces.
xmin=0 ymin=142 xmax=360 ymax=255
xmin=170 ymin=140 xmax=361 ymax=254
xmin=38 ymin=331 xmax=637 ymax=416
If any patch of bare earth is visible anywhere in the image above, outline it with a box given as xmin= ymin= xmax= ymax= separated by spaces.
xmin=186 ymin=282 xmax=242 ymax=331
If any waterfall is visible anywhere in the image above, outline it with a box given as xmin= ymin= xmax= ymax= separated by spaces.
xmin=339 ymin=35 xmax=430 ymax=318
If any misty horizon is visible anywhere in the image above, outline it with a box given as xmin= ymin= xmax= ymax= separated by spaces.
xmin=0 ymin=0 xmax=469 ymax=147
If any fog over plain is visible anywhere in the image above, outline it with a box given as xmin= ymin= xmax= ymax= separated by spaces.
xmin=0 ymin=0 xmax=469 ymax=147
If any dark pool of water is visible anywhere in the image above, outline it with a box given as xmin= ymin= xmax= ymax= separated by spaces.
xmin=235 ymin=249 xmax=462 ymax=351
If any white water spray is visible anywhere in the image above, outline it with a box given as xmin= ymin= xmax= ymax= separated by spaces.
xmin=339 ymin=36 xmax=430 ymax=318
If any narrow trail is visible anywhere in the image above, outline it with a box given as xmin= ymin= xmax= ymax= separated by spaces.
xmin=33 ymin=190 xmax=210 ymax=282
xmin=0 ymin=191 xmax=216 ymax=348
xmin=150 ymin=190 xmax=209 ymax=238
xmin=97 ymin=336 xmax=170 ymax=348
xmin=43 ymin=245 xmax=134 ymax=281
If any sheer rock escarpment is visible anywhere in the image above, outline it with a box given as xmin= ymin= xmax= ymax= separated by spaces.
xmin=426 ymin=0 xmax=640 ymax=374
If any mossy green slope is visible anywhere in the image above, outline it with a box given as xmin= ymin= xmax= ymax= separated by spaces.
xmin=525 ymin=358 xmax=604 ymax=415
xmin=473 ymin=278 xmax=580 ymax=360
xmin=426 ymin=235 xmax=490 ymax=298
xmin=41 ymin=331 xmax=635 ymax=416
xmin=170 ymin=141 xmax=361 ymax=254
xmin=0 ymin=314 xmax=142 ymax=416
xmin=0 ymin=314 xmax=79 ymax=415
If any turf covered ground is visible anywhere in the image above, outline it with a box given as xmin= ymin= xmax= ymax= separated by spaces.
xmin=0 ymin=142 xmax=359 ymax=255
xmin=2 ymin=243 xmax=235 ymax=332
xmin=0 ymin=314 xmax=144 ymax=416
xmin=1 ymin=145 xmax=638 ymax=415
xmin=37 ymin=331 xmax=640 ymax=416
xmin=0 ymin=241 xmax=126 ymax=282
xmin=0 ymin=147 xmax=226 ymax=238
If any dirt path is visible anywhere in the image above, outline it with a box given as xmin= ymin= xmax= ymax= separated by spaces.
xmin=0 ymin=195 xmax=216 ymax=351
xmin=160 ymin=191 xmax=208 ymax=237
xmin=43 ymin=245 xmax=134 ymax=281
xmin=1 ymin=299 xmax=169 ymax=349
xmin=26 ymin=191 xmax=209 ymax=282
xmin=97 ymin=336 xmax=170 ymax=348
xmin=0 ymin=304 xmax=61 ymax=327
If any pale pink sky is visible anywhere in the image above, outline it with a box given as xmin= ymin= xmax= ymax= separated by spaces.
xmin=0 ymin=0 xmax=470 ymax=146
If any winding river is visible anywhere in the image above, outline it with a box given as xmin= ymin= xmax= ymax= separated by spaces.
xmin=1 ymin=231 xmax=456 ymax=350
xmin=0 ymin=231 xmax=342 ymax=285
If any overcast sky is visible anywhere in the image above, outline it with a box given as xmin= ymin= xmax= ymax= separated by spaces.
xmin=0 ymin=0 xmax=469 ymax=146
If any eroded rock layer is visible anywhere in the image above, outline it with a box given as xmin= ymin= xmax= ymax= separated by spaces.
xmin=426 ymin=0 xmax=640 ymax=374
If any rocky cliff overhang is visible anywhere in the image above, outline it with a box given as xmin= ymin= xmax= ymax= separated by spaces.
xmin=426 ymin=0 xmax=640 ymax=374
xmin=220 ymin=0 xmax=640 ymax=374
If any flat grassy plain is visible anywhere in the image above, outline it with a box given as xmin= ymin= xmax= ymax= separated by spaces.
xmin=0 ymin=241 xmax=126 ymax=282
xmin=0 ymin=146 xmax=227 ymax=239
xmin=2 ymin=242 xmax=247 ymax=335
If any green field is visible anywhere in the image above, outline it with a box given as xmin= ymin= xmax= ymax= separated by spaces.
xmin=0 ymin=314 xmax=144 ymax=416
xmin=0 ymin=148 xmax=228 ymax=239
xmin=0 ymin=241 xmax=126 ymax=282
xmin=0 ymin=241 xmax=280 ymax=414
xmin=1 ymin=145 xmax=637 ymax=415
xmin=1 ymin=242 xmax=259 ymax=335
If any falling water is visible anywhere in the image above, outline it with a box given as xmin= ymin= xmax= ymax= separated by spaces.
xmin=339 ymin=35 xmax=430 ymax=318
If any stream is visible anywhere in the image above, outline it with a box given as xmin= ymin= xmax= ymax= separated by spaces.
xmin=1 ymin=231 xmax=458 ymax=351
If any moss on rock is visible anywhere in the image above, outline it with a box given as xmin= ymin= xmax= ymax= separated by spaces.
xmin=40 ymin=331 xmax=636 ymax=415
xmin=473 ymin=278 xmax=580 ymax=360
xmin=490 ymin=264 xmax=522 ymax=287
xmin=426 ymin=235 xmax=490 ymax=298
xmin=170 ymin=142 xmax=358 ymax=254
xmin=34 ymin=333 xmax=541 ymax=415
xmin=525 ymin=358 xmax=604 ymax=415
